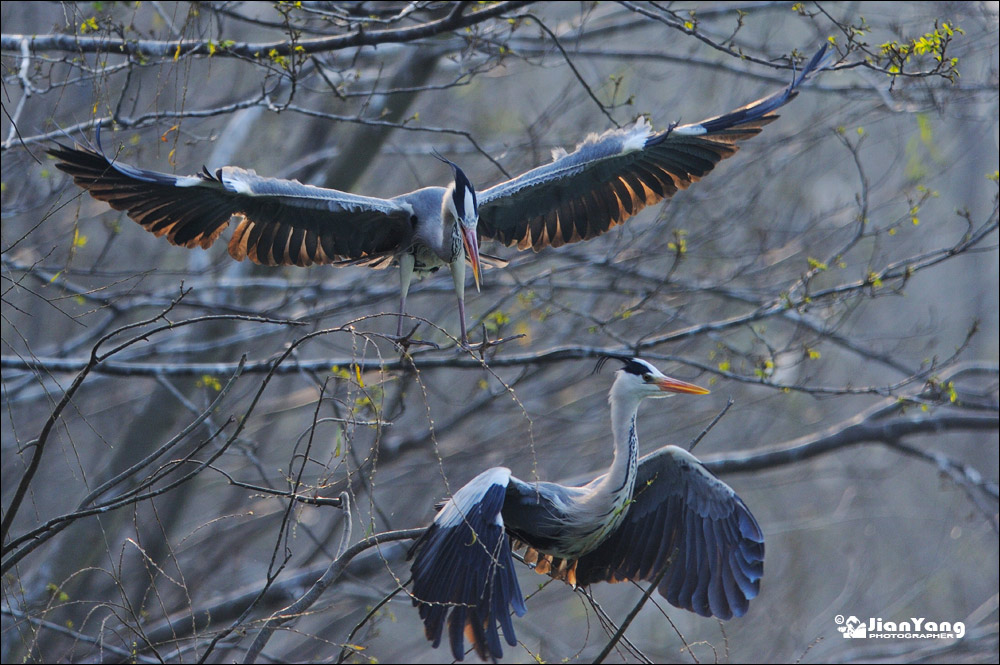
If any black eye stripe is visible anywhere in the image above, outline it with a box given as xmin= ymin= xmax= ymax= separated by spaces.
xmin=620 ymin=359 xmax=650 ymax=376
xmin=451 ymin=165 xmax=477 ymax=217
xmin=594 ymin=356 xmax=656 ymax=376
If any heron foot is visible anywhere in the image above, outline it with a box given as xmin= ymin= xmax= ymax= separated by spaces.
xmin=456 ymin=325 xmax=527 ymax=355
xmin=391 ymin=324 xmax=440 ymax=351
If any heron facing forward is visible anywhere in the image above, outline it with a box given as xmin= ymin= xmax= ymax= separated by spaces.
xmin=49 ymin=47 xmax=827 ymax=343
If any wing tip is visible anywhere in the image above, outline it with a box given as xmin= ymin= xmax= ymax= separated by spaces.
xmin=409 ymin=468 xmax=522 ymax=662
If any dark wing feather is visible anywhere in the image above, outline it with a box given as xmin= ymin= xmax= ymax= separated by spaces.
xmin=48 ymin=138 xmax=413 ymax=267
xmin=574 ymin=445 xmax=764 ymax=620
xmin=477 ymin=45 xmax=828 ymax=251
xmin=409 ymin=468 xmax=527 ymax=662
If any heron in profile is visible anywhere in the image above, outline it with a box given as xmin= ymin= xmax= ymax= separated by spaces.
xmin=49 ymin=47 xmax=826 ymax=343
xmin=408 ymin=357 xmax=763 ymax=661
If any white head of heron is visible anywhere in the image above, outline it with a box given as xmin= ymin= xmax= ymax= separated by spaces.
xmin=608 ymin=357 xmax=711 ymax=401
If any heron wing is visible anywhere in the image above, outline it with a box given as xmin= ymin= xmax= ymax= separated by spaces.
xmin=477 ymin=46 xmax=828 ymax=251
xmin=408 ymin=467 xmax=527 ymax=662
xmin=48 ymin=139 xmax=414 ymax=267
xmin=574 ymin=445 xmax=764 ymax=620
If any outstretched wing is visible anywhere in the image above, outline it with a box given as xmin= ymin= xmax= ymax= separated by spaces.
xmin=48 ymin=135 xmax=414 ymax=267
xmin=477 ymin=46 xmax=828 ymax=251
xmin=408 ymin=467 xmax=527 ymax=662
xmin=574 ymin=446 xmax=764 ymax=620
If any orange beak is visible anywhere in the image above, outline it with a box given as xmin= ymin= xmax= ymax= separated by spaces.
xmin=655 ymin=376 xmax=710 ymax=395
xmin=462 ymin=226 xmax=482 ymax=292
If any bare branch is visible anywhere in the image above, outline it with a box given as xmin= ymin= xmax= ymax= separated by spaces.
xmin=0 ymin=2 xmax=535 ymax=58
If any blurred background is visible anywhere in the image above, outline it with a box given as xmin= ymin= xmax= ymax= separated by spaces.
xmin=2 ymin=2 xmax=997 ymax=663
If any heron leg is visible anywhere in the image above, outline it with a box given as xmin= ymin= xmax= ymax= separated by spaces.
xmin=398 ymin=252 xmax=415 ymax=337
xmin=451 ymin=256 xmax=468 ymax=344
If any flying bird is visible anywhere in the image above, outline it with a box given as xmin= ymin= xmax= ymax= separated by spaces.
xmin=49 ymin=47 xmax=827 ymax=343
xmin=408 ymin=357 xmax=763 ymax=661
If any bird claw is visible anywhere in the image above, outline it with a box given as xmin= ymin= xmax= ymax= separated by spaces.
xmin=456 ymin=325 xmax=527 ymax=355
xmin=391 ymin=324 xmax=440 ymax=351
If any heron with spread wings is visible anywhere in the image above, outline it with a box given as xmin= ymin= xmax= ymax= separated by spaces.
xmin=408 ymin=357 xmax=763 ymax=661
xmin=49 ymin=47 xmax=827 ymax=343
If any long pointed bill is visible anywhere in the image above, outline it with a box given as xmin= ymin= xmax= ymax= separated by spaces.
xmin=655 ymin=376 xmax=711 ymax=395
xmin=462 ymin=227 xmax=482 ymax=293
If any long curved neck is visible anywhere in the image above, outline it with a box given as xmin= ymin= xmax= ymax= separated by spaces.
xmin=592 ymin=380 xmax=641 ymax=503
xmin=606 ymin=385 xmax=640 ymax=494
xmin=436 ymin=184 xmax=461 ymax=261
xmin=545 ymin=377 xmax=644 ymax=559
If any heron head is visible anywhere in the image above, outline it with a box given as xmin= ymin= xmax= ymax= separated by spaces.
xmin=600 ymin=357 xmax=711 ymax=399
xmin=439 ymin=156 xmax=482 ymax=291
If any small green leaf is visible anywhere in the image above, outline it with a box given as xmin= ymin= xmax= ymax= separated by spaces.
xmin=196 ymin=375 xmax=222 ymax=391
xmin=807 ymin=257 xmax=828 ymax=271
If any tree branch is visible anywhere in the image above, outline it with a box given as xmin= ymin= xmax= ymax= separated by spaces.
xmin=0 ymin=2 xmax=535 ymax=58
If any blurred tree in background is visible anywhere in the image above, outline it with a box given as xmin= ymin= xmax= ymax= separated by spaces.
xmin=2 ymin=2 xmax=997 ymax=663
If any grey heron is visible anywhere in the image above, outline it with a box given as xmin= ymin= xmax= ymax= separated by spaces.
xmin=48 ymin=47 xmax=826 ymax=343
xmin=408 ymin=357 xmax=762 ymax=661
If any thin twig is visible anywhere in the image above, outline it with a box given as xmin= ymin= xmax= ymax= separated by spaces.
xmin=591 ymin=559 xmax=672 ymax=664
